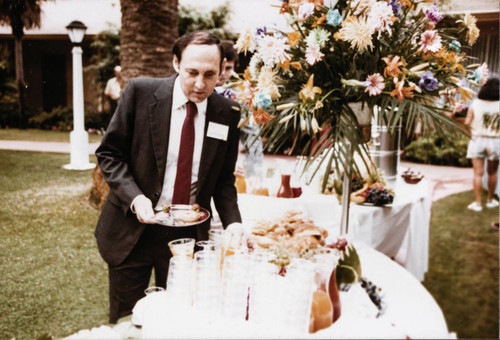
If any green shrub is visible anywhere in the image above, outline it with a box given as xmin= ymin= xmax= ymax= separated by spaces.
xmin=29 ymin=106 xmax=73 ymax=130
xmin=28 ymin=106 xmax=109 ymax=131
xmin=403 ymin=133 xmax=471 ymax=167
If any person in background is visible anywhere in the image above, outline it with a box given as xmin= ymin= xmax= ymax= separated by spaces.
xmin=465 ymin=77 xmax=500 ymax=212
xmin=104 ymin=65 xmax=122 ymax=126
xmin=95 ymin=31 xmax=243 ymax=323
xmin=215 ymin=40 xmax=264 ymax=178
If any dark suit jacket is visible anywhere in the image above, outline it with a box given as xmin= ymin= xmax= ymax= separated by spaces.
xmin=95 ymin=75 xmax=242 ymax=266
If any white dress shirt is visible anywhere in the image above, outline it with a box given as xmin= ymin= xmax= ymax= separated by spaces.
xmin=153 ymin=77 xmax=207 ymax=209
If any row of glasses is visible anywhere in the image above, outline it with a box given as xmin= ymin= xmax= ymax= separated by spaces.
xmin=165 ymin=233 xmax=334 ymax=336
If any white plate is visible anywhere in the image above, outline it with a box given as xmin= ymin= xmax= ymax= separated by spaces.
xmin=153 ymin=205 xmax=210 ymax=227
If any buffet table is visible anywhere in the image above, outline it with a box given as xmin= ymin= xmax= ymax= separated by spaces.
xmin=66 ymin=243 xmax=452 ymax=339
xmin=236 ymin=178 xmax=431 ymax=281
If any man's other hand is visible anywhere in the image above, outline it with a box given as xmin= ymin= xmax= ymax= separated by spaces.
xmin=132 ymin=195 xmax=156 ymax=224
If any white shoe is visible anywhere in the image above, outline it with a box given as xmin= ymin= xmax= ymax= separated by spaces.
xmin=467 ymin=202 xmax=483 ymax=212
xmin=486 ymin=200 xmax=499 ymax=208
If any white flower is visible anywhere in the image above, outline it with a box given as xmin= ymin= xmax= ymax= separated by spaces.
xmin=306 ymin=28 xmax=332 ymax=48
xmin=305 ymin=44 xmax=325 ymax=65
xmin=248 ymin=55 xmax=263 ymax=78
xmin=255 ymin=34 xmax=291 ymax=67
xmin=367 ymin=2 xmax=394 ymax=38
xmin=298 ymin=2 xmax=315 ymax=19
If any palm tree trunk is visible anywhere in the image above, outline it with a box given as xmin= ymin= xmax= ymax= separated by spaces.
xmin=14 ymin=37 xmax=26 ymax=129
xmin=119 ymin=0 xmax=178 ymax=86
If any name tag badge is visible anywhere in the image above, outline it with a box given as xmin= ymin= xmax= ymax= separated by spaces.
xmin=207 ymin=122 xmax=228 ymax=141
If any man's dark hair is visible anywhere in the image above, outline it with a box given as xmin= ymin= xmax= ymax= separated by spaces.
xmin=478 ymin=77 xmax=499 ymax=101
xmin=172 ymin=31 xmax=224 ymax=70
xmin=220 ymin=40 xmax=239 ymax=65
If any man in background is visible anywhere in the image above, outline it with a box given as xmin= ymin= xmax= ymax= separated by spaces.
xmin=104 ymin=65 xmax=122 ymax=126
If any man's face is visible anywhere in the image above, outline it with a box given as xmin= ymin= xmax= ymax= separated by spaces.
xmin=216 ymin=59 xmax=235 ymax=86
xmin=173 ymin=44 xmax=222 ymax=103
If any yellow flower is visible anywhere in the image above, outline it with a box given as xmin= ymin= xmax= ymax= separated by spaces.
xmin=459 ymin=13 xmax=480 ymax=46
xmin=457 ymin=86 xmax=475 ymax=101
xmin=382 ymin=55 xmax=406 ymax=78
xmin=257 ymin=67 xmax=281 ymax=100
xmin=235 ymin=29 xmax=256 ymax=55
xmin=288 ymin=31 xmax=301 ymax=48
xmin=299 ymin=75 xmax=322 ymax=103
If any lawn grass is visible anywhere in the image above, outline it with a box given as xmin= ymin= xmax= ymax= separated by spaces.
xmin=423 ymin=190 xmax=499 ymax=338
xmin=0 ymin=128 xmax=103 ymax=143
xmin=0 ymin=150 xmax=107 ymax=339
xmin=0 ymin=150 xmax=498 ymax=338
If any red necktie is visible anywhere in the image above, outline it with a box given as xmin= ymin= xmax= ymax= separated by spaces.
xmin=172 ymin=101 xmax=197 ymax=204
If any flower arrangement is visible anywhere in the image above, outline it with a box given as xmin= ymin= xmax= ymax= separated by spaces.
xmin=231 ymin=0 xmax=483 ymax=184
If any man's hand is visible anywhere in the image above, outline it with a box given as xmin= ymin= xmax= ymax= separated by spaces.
xmin=132 ymin=195 xmax=156 ymax=224
xmin=226 ymin=222 xmax=254 ymax=249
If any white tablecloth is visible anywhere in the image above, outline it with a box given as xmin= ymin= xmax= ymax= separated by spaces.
xmin=70 ymin=243 xmax=451 ymax=339
xmin=236 ymin=178 xmax=432 ymax=281
xmin=313 ymin=244 xmax=451 ymax=339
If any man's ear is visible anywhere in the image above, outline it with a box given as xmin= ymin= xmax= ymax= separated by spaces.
xmin=220 ymin=58 xmax=227 ymax=75
xmin=173 ymin=55 xmax=180 ymax=73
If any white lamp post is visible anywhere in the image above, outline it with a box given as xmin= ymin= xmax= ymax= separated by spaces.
xmin=63 ymin=20 xmax=95 ymax=170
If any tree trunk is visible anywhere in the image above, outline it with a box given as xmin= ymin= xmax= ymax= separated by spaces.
xmin=119 ymin=0 xmax=178 ymax=86
xmin=89 ymin=0 xmax=179 ymax=209
xmin=14 ymin=37 xmax=26 ymax=129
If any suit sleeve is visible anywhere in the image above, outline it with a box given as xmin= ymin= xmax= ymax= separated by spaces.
xmin=95 ymin=79 xmax=143 ymax=215
xmin=212 ymin=104 xmax=243 ymax=226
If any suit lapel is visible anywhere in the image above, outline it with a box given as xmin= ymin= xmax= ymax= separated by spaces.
xmin=197 ymin=93 xmax=223 ymax=192
xmin=149 ymin=76 xmax=176 ymax=180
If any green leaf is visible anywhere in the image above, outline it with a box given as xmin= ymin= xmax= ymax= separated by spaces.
xmin=335 ymin=244 xmax=362 ymax=285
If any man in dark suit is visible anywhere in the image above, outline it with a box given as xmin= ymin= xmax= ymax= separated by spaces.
xmin=94 ymin=31 xmax=242 ymax=323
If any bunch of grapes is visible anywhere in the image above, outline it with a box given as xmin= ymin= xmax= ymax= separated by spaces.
xmin=351 ymin=177 xmax=364 ymax=192
xmin=361 ymin=277 xmax=386 ymax=317
xmin=365 ymin=186 xmax=394 ymax=205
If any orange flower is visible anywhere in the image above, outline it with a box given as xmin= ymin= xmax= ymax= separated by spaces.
xmin=279 ymin=1 xmax=289 ymax=14
xmin=291 ymin=61 xmax=303 ymax=70
xmin=390 ymin=79 xmax=415 ymax=102
xmin=243 ymin=67 xmax=252 ymax=81
xmin=312 ymin=13 xmax=327 ymax=28
xmin=279 ymin=59 xmax=291 ymax=70
xmin=382 ymin=56 xmax=406 ymax=78
xmin=253 ymin=107 xmax=275 ymax=124
xmin=288 ymin=31 xmax=301 ymax=48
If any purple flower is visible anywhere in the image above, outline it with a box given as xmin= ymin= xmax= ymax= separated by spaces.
xmin=389 ymin=0 xmax=402 ymax=17
xmin=419 ymin=71 xmax=438 ymax=91
xmin=425 ymin=5 xmax=443 ymax=23
xmin=256 ymin=26 xmax=267 ymax=37
xmin=220 ymin=88 xmax=237 ymax=100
